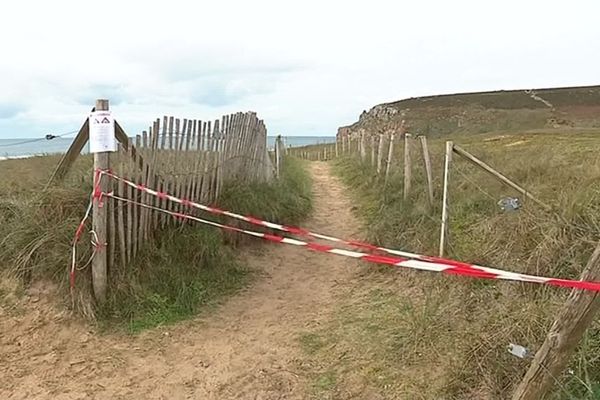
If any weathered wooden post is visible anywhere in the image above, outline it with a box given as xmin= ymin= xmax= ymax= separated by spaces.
xmin=360 ymin=131 xmax=366 ymax=163
xmin=512 ymin=241 xmax=600 ymax=399
xmin=419 ymin=135 xmax=434 ymax=208
xmin=371 ymin=135 xmax=376 ymax=167
xmin=91 ymin=99 xmax=115 ymax=303
xmin=439 ymin=141 xmax=453 ymax=257
xmin=403 ymin=133 xmax=412 ymax=200
xmin=385 ymin=133 xmax=395 ymax=181
xmin=376 ymin=134 xmax=385 ymax=175
xmin=274 ymin=135 xmax=282 ymax=178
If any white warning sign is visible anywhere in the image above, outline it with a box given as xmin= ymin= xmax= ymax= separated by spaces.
xmin=89 ymin=110 xmax=116 ymax=153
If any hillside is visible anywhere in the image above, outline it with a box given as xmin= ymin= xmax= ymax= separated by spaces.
xmin=339 ymin=85 xmax=600 ymax=137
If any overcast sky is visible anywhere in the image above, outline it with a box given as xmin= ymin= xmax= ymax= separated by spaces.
xmin=0 ymin=0 xmax=598 ymax=138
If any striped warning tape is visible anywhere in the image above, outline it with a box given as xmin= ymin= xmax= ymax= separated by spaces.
xmin=103 ymin=192 xmax=600 ymax=291
xmin=89 ymin=169 xmax=600 ymax=292
xmin=96 ymin=169 xmax=600 ymax=291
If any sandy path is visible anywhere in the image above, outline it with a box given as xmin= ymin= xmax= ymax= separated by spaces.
xmin=1 ymin=162 xmax=361 ymax=400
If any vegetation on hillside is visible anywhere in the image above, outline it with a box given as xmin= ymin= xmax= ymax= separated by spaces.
xmin=342 ymin=85 xmax=600 ymax=138
xmin=0 ymin=155 xmax=312 ymax=332
xmin=297 ymin=131 xmax=600 ymax=399
xmin=385 ymin=85 xmax=600 ymax=110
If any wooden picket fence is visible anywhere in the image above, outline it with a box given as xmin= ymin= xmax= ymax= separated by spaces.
xmin=50 ymin=104 xmax=276 ymax=302
xmin=106 ymin=112 xmax=275 ymax=270
xmin=288 ymin=142 xmax=337 ymax=161
xmin=289 ymin=128 xmax=434 ymax=202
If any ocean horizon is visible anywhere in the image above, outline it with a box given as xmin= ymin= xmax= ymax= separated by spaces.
xmin=0 ymin=136 xmax=336 ymax=160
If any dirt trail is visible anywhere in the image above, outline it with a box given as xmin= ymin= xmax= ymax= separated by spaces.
xmin=1 ymin=162 xmax=362 ymax=400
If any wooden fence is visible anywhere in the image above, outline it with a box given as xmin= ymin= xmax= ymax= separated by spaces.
xmin=106 ymin=112 xmax=275 ymax=273
xmin=288 ymin=142 xmax=337 ymax=161
xmin=289 ymin=130 xmax=433 ymax=202
xmin=51 ymin=102 xmax=276 ymax=303
xmin=291 ymin=128 xmax=600 ymax=398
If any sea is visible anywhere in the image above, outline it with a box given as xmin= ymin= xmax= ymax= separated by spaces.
xmin=0 ymin=136 xmax=336 ymax=160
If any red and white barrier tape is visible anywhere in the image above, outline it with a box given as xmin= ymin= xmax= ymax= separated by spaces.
xmin=70 ymin=171 xmax=106 ymax=291
xmin=70 ymin=169 xmax=600 ymax=293
xmin=97 ymin=169 xmax=600 ymax=291
xmin=70 ymin=199 xmax=93 ymax=290
xmin=98 ymin=190 xmax=600 ymax=292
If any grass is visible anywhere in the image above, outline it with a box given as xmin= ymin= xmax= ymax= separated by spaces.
xmin=296 ymin=130 xmax=600 ymax=399
xmin=298 ymin=332 xmax=326 ymax=355
xmin=99 ymin=226 xmax=251 ymax=333
xmin=218 ymin=153 xmax=313 ymax=227
xmin=384 ymin=85 xmax=600 ymax=110
xmin=345 ymin=85 xmax=600 ymax=138
xmin=0 ymin=154 xmax=312 ymax=332
xmin=0 ymin=155 xmax=92 ymax=282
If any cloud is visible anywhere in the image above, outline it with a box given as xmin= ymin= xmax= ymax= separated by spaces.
xmin=75 ymin=84 xmax=131 ymax=106
xmin=0 ymin=103 xmax=25 ymax=120
xmin=0 ymin=0 xmax=599 ymax=138
xmin=187 ymin=67 xmax=300 ymax=107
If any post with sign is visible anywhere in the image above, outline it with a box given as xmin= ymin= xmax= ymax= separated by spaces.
xmin=90 ymin=99 xmax=116 ymax=303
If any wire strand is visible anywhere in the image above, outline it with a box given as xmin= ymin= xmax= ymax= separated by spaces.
xmin=0 ymin=130 xmax=78 ymax=148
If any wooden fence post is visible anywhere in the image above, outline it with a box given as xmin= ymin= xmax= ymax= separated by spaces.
xmin=335 ymin=139 xmax=339 ymax=158
xmin=371 ymin=135 xmax=376 ymax=167
xmin=46 ymin=119 xmax=90 ymax=187
xmin=376 ymin=134 xmax=385 ymax=175
xmin=419 ymin=135 xmax=434 ymax=208
xmin=92 ymin=99 xmax=111 ymax=303
xmin=403 ymin=133 xmax=412 ymax=200
xmin=439 ymin=141 xmax=453 ymax=257
xmin=512 ymin=241 xmax=600 ymax=400
xmin=275 ymin=135 xmax=281 ymax=178
xmin=360 ymin=131 xmax=366 ymax=163
xmin=385 ymin=133 xmax=395 ymax=181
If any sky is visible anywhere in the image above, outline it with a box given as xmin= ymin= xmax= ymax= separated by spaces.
xmin=0 ymin=0 xmax=598 ymax=138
